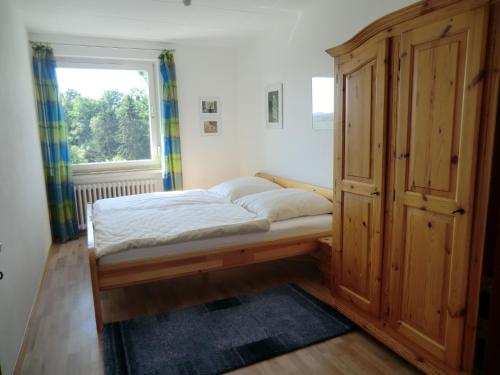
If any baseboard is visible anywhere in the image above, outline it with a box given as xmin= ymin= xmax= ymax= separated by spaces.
xmin=12 ymin=242 xmax=53 ymax=375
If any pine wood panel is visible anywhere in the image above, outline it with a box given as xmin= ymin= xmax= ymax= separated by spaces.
xmin=407 ymin=38 xmax=461 ymax=197
xmin=462 ymin=2 xmax=500 ymax=370
xmin=326 ymin=0 xmax=489 ymax=57
xmin=318 ymin=237 xmax=334 ymax=286
xmin=97 ymin=240 xmax=320 ymax=290
xmin=344 ymin=61 xmax=375 ymax=181
xmin=332 ymin=39 xmax=388 ymax=317
xmin=388 ymin=7 xmax=488 ymax=369
xmin=341 ymin=193 xmax=372 ymax=300
xmin=400 ymin=209 xmax=453 ymax=348
xmin=255 ymin=172 xmax=334 ymax=201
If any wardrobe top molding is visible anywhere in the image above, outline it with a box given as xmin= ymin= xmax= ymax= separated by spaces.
xmin=326 ymin=0 xmax=490 ymax=57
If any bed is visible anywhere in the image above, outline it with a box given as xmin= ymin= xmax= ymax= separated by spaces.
xmin=87 ymin=173 xmax=333 ymax=331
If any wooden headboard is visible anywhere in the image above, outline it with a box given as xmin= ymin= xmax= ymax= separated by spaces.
xmin=255 ymin=172 xmax=333 ymax=201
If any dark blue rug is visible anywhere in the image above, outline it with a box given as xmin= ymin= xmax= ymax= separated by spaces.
xmin=103 ymin=284 xmax=354 ymax=375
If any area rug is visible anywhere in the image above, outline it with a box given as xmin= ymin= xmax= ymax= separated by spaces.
xmin=103 ymin=284 xmax=354 ymax=375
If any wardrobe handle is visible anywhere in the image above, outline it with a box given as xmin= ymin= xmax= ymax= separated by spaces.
xmin=0 ymin=271 xmax=3 ymax=280
xmin=452 ymin=208 xmax=466 ymax=215
xmin=370 ymin=191 xmax=380 ymax=196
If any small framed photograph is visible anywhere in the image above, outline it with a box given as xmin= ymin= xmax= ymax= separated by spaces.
xmin=199 ymin=97 xmax=220 ymax=115
xmin=200 ymin=118 xmax=221 ymax=136
xmin=265 ymin=83 xmax=283 ymax=129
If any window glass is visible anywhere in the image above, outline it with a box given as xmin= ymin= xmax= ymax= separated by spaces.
xmin=56 ymin=68 xmax=153 ymax=164
xmin=312 ymin=76 xmax=334 ymax=130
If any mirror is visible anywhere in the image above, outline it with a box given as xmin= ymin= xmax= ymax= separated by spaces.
xmin=312 ymin=77 xmax=334 ymax=130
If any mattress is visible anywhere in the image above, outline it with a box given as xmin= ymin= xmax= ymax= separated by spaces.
xmin=99 ymin=214 xmax=332 ymax=265
xmin=93 ymin=190 xmax=270 ymax=258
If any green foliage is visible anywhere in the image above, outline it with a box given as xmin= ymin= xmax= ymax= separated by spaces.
xmin=117 ymin=94 xmax=151 ymax=160
xmin=61 ymin=88 xmax=151 ymax=164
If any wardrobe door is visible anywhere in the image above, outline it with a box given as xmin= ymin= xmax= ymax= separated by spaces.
xmin=388 ymin=8 xmax=487 ymax=368
xmin=332 ymin=39 xmax=388 ymax=317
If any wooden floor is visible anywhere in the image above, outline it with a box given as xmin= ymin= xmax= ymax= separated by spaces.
xmin=17 ymin=238 xmax=421 ymax=375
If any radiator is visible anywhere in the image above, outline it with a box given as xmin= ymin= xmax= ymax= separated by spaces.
xmin=74 ymin=179 xmax=162 ymax=230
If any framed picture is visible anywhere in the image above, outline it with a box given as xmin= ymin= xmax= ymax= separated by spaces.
xmin=199 ymin=97 xmax=220 ymax=115
xmin=200 ymin=118 xmax=221 ymax=136
xmin=265 ymin=83 xmax=283 ymax=129
xmin=312 ymin=77 xmax=334 ymax=130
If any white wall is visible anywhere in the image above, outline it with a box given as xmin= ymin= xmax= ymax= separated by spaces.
xmin=236 ymin=0 xmax=414 ymax=188
xmin=29 ymin=33 xmax=240 ymax=190
xmin=175 ymin=45 xmax=239 ymax=189
xmin=0 ymin=0 xmax=52 ymax=373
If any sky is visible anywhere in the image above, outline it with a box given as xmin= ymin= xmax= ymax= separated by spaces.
xmin=312 ymin=77 xmax=334 ymax=114
xmin=56 ymin=68 xmax=148 ymax=99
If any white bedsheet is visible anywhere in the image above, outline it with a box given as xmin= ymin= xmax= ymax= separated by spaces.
xmin=93 ymin=190 xmax=226 ymax=214
xmin=93 ymin=190 xmax=270 ymax=258
xmin=99 ymin=214 xmax=332 ymax=265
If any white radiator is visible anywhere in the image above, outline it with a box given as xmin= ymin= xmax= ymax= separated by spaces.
xmin=74 ymin=178 xmax=162 ymax=230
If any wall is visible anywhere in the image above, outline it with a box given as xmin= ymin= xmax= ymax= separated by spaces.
xmin=29 ymin=33 xmax=240 ymax=189
xmin=175 ymin=45 xmax=239 ymax=188
xmin=236 ymin=0 xmax=414 ymax=188
xmin=0 ymin=0 xmax=52 ymax=373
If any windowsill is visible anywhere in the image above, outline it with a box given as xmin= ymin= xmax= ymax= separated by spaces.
xmin=72 ymin=159 xmax=161 ymax=175
xmin=73 ymin=165 xmax=160 ymax=176
xmin=72 ymin=166 xmax=162 ymax=184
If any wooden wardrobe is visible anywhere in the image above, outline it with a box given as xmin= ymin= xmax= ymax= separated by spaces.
xmin=327 ymin=0 xmax=499 ymax=374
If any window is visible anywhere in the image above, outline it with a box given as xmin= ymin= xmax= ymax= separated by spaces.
xmin=312 ymin=77 xmax=334 ymax=130
xmin=56 ymin=59 xmax=160 ymax=173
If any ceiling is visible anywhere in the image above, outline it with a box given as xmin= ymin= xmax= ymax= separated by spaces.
xmin=17 ymin=0 xmax=313 ymax=46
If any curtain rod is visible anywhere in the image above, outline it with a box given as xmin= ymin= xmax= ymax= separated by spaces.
xmin=30 ymin=41 xmax=174 ymax=53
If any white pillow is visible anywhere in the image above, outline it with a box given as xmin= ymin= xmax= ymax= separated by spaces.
xmin=235 ymin=188 xmax=332 ymax=222
xmin=208 ymin=176 xmax=282 ymax=202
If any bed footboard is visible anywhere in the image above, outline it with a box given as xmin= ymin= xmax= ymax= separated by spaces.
xmin=86 ymin=204 xmax=103 ymax=331
xmin=86 ymin=230 xmax=327 ymax=332
xmin=95 ymin=235 xmax=324 ymax=290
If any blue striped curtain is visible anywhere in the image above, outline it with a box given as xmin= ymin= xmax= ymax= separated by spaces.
xmin=32 ymin=43 xmax=79 ymax=242
xmin=159 ymin=50 xmax=183 ymax=191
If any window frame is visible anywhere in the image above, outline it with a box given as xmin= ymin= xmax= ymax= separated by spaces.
xmin=56 ymin=57 xmax=162 ymax=174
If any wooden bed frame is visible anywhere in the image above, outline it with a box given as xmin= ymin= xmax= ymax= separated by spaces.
xmin=87 ymin=173 xmax=333 ymax=331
